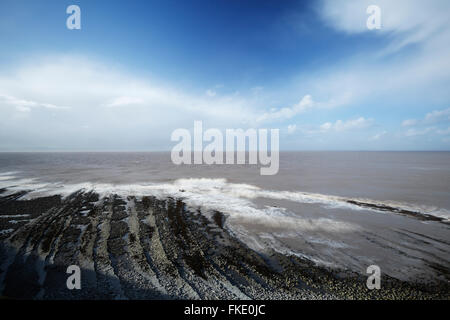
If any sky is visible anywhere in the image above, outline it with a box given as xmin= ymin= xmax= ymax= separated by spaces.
xmin=0 ymin=0 xmax=449 ymax=151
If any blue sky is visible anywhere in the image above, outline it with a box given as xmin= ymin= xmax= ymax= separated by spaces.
xmin=0 ymin=0 xmax=449 ymax=151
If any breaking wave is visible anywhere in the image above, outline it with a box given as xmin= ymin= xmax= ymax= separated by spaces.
xmin=1 ymin=174 xmax=449 ymax=225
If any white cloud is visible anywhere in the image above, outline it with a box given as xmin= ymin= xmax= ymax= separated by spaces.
xmin=319 ymin=122 xmax=332 ymax=131
xmin=0 ymin=56 xmax=264 ymax=150
xmin=15 ymin=105 xmax=31 ymax=113
xmin=424 ymin=108 xmax=450 ymax=124
xmin=0 ymin=56 xmax=260 ymax=123
xmin=405 ymin=127 xmax=435 ymax=137
xmin=302 ymin=0 xmax=450 ymax=114
xmin=318 ymin=0 xmax=450 ymax=52
xmin=205 ymin=89 xmax=216 ymax=97
xmin=402 ymin=119 xmax=417 ymax=127
xmin=105 ymin=96 xmax=144 ymax=108
xmin=370 ymin=131 xmax=387 ymax=141
xmin=401 ymin=108 xmax=450 ymax=128
xmin=257 ymin=95 xmax=314 ymax=123
xmin=404 ymin=126 xmax=450 ymax=137
xmin=0 ymin=93 xmax=70 ymax=111
xmin=287 ymin=124 xmax=297 ymax=134
xmin=401 ymin=107 xmax=450 ymax=137
xmin=320 ymin=117 xmax=373 ymax=132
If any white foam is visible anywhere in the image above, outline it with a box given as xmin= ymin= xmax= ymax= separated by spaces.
xmin=0 ymin=229 xmax=14 ymax=235
xmin=1 ymin=177 xmax=448 ymax=224
xmin=8 ymin=220 xmax=29 ymax=224
xmin=2 ymin=176 xmax=449 ymax=277
xmin=79 ymin=210 xmax=90 ymax=216
xmin=0 ymin=171 xmax=20 ymax=176
xmin=0 ymin=214 xmax=30 ymax=218
xmin=0 ymin=176 xmax=16 ymax=181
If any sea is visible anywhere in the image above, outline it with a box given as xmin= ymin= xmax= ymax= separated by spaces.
xmin=0 ymin=151 xmax=449 ymax=282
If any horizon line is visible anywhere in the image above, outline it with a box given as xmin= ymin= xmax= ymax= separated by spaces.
xmin=0 ymin=150 xmax=449 ymax=153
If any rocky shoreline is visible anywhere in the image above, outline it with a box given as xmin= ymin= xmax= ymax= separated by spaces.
xmin=0 ymin=189 xmax=448 ymax=300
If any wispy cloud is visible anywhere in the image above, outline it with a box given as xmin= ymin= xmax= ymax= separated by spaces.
xmin=257 ymin=95 xmax=314 ymax=123
xmin=0 ymin=55 xmax=261 ymax=124
xmin=1 ymin=1 xmax=449 ymax=151
xmin=401 ymin=108 xmax=450 ymax=137
xmin=402 ymin=119 xmax=417 ymax=127
xmin=370 ymin=131 xmax=387 ymax=141
xmin=0 ymin=93 xmax=70 ymax=112
xmin=404 ymin=108 xmax=450 ymax=126
xmin=404 ymin=126 xmax=450 ymax=138
xmin=320 ymin=117 xmax=373 ymax=132
xmin=287 ymin=124 xmax=297 ymax=134
xmin=424 ymin=108 xmax=450 ymax=124
xmin=318 ymin=0 xmax=450 ymax=53
xmin=105 ymin=96 xmax=144 ymax=108
xmin=304 ymin=0 xmax=450 ymax=114
xmin=0 ymin=56 xmax=269 ymax=150
xmin=405 ymin=127 xmax=436 ymax=137
xmin=205 ymin=89 xmax=216 ymax=97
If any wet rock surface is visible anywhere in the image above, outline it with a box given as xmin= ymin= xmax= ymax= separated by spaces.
xmin=0 ymin=191 xmax=448 ymax=300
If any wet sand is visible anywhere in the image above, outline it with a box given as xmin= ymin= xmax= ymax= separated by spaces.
xmin=0 ymin=189 xmax=448 ymax=300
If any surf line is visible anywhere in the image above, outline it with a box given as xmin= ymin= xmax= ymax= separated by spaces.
xmin=171 ymin=120 xmax=279 ymax=175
